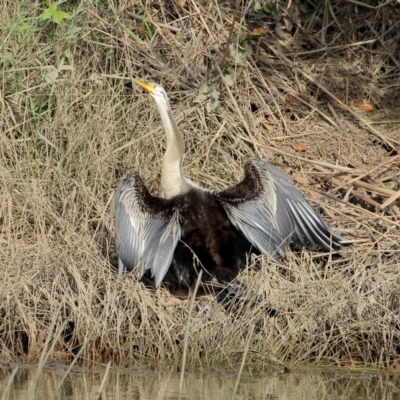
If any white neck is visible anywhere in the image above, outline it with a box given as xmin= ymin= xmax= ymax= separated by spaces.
xmin=153 ymin=96 xmax=195 ymax=199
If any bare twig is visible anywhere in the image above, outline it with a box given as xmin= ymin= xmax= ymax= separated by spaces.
xmin=125 ymin=11 xmax=182 ymax=33
xmin=216 ymin=63 xmax=262 ymax=157
xmin=332 ymin=155 xmax=400 ymax=194
xmin=219 ymin=0 xmax=242 ymax=70
xmin=381 ymin=189 xmax=400 ymax=210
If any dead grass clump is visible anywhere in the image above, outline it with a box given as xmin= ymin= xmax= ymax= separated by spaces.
xmin=0 ymin=0 xmax=399 ymax=369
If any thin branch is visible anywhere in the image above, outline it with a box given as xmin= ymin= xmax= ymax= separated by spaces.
xmin=125 ymin=11 xmax=181 ymax=33
xmin=219 ymin=0 xmax=242 ymax=69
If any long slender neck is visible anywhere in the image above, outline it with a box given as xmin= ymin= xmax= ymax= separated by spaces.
xmin=153 ymin=97 xmax=192 ymax=198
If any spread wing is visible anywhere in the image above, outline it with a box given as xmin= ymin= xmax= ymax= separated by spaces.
xmin=110 ymin=172 xmax=181 ymax=287
xmin=217 ymin=156 xmax=344 ymax=260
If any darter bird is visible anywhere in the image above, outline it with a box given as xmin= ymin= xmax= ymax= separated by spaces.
xmin=111 ymin=79 xmax=345 ymax=311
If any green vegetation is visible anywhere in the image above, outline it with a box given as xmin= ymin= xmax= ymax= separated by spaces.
xmin=39 ymin=2 xmax=71 ymax=26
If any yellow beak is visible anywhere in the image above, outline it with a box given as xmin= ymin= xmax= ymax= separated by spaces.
xmin=132 ymin=78 xmax=156 ymax=94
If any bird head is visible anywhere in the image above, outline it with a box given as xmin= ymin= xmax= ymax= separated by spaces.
xmin=132 ymin=78 xmax=171 ymax=110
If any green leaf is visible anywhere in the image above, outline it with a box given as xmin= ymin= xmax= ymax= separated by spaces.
xmin=244 ymin=27 xmax=268 ymax=41
xmin=241 ymin=41 xmax=252 ymax=56
xmin=39 ymin=3 xmax=71 ymax=26
xmin=254 ymin=2 xmax=262 ymax=12
xmin=44 ymin=65 xmax=59 ymax=83
xmin=206 ymin=90 xmax=220 ymax=113
xmin=262 ymin=3 xmax=274 ymax=13
xmin=224 ymin=68 xmax=237 ymax=87
xmin=142 ymin=17 xmax=153 ymax=39
xmin=193 ymin=81 xmax=220 ymax=112
xmin=52 ymin=10 xmax=71 ymax=24
xmin=116 ymin=21 xmax=144 ymax=44
xmin=254 ymin=1 xmax=273 ymax=14
xmin=39 ymin=3 xmax=57 ymax=23
xmin=193 ymin=81 xmax=216 ymax=103
xmin=230 ymin=40 xmax=252 ymax=64
xmin=15 ymin=24 xmax=33 ymax=32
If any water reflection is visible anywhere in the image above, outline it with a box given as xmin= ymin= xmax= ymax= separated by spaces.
xmin=1 ymin=364 xmax=400 ymax=400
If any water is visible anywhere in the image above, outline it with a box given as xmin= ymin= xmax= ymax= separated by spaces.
xmin=1 ymin=364 xmax=400 ymax=400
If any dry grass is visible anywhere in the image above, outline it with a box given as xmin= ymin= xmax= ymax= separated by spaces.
xmin=1 ymin=0 xmax=399 ymax=370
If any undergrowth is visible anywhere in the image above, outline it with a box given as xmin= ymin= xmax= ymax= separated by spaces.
xmin=1 ymin=0 xmax=399 ymax=370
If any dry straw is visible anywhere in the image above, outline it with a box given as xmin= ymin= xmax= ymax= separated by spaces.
xmin=0 ymin=0 xmax=399 ymax=371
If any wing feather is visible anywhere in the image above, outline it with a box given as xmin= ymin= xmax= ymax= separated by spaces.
xmin=111 ymin=172 xmax=181 ymax=286
xmin=217 ymin=156 xmax=344 ymax=259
